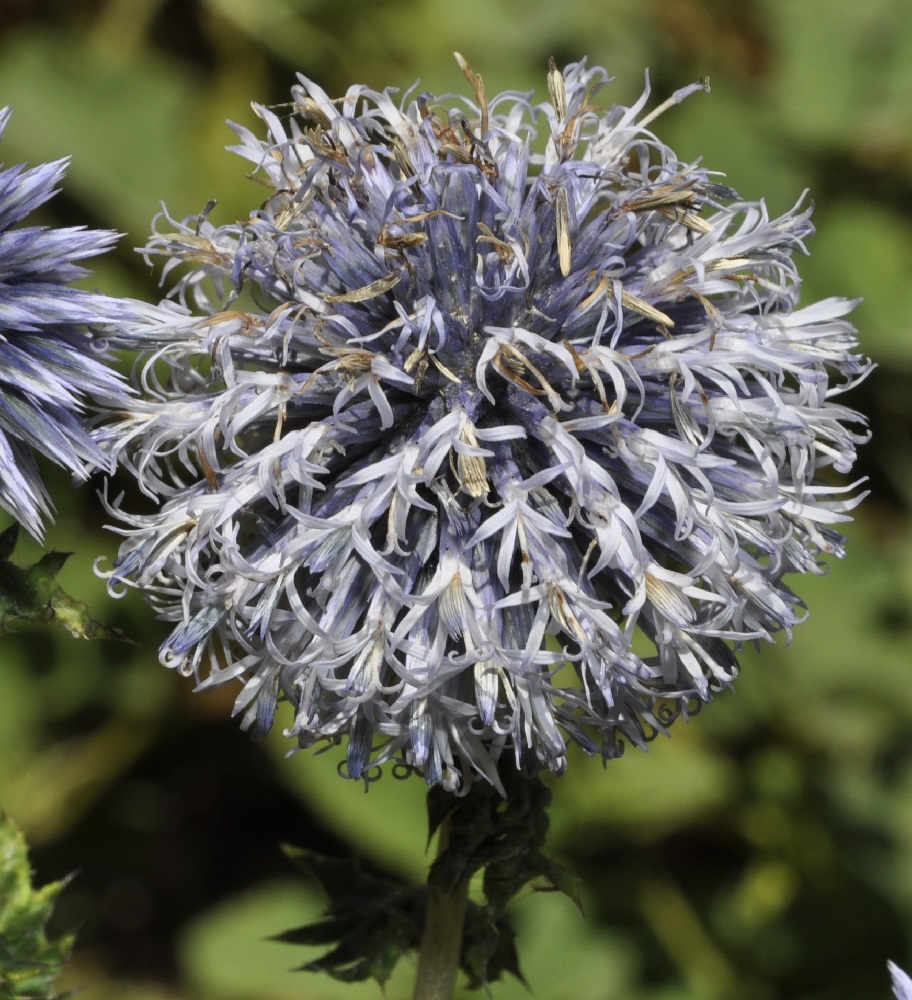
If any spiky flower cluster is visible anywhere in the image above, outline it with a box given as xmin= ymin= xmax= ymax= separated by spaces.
xmin=100 ymin=59 xmax=869 ymax=791
xmin=0 ymin=108 xmax=133 ymax=538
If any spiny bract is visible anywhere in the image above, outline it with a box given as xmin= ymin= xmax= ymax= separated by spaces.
xmin=100 ymin=58 xmax=870 ymax=792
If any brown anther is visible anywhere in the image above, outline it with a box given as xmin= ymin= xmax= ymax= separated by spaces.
xmin=477 ymin=223 xmax=514 ymax=261
xmin=656 ymin=205 xmax=713 ymax=234
xmin=273 ymin=401 xmax=287 ymax=442
xmin=294 ymin=97 xmax=333 ymax=129
xmin=428 ymin=354 xmax=461 ymax=384
xmin=324 ymin=271 xmax=401 ymax=304
xmin=309 ymin=348 xmax=374 ymax=388
xmin=454 ymin=52 xmax=489 ymax=136
xmin=547 ymin=583 xmax=586 ymax=641
xmin=403 ymin=347 xmax=425 ymax=373
xmin=376 ymin=229 xmax=428 ymax=251
xmin=439 ymin=142 xmax=474 ymax=164
xmin=572 ymin=274 xmax=611 ymax=316
xmin=645 ymin=571 xmax=696 ymax=625
xmin=198 ymin=310 xmax=261 ymax=336
xmin=404 ymin=346 xmax=430 ymax=390
xmin=562 ymin=339 xmax=614 ymax=413
xmin=388 ymin=136 xmax=416 ymax=178
xmin=547 ymin=57 xmax=568 ymax=121
xmin=493 ymin=342 xmax=566 ymax=413
xmin=456 ymin=421 xmax=489 ymax=498
xmin=334 ymin=350 xmax=374 ymax=376
xmin=198 ymin=449 xmax=219 ymax=491
xmin=607 ymin=286 xmax=675 ymax=329
xmin=273 ymin=199 xmax=308 ymax=230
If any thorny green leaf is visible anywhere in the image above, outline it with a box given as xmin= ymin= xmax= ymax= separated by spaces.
xmin=0 ymin=525 xmax=125 ymax=640
xmin=0 ymin=813 xmax=75 ymax=1000
xmin=276 ymin=847 xmax=423 ymax=986
xmin=279 ymin=769 xmax=580 ymax=990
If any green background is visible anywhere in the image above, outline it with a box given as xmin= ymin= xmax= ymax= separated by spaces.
xmin=1 ymin=1 xmax=911 ymax=997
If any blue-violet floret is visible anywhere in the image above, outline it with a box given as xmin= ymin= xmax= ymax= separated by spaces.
xmin=0 ymin=107 xmax=138 ymax=538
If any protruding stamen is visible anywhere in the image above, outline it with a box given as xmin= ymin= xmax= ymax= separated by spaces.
xmin=638 ymin=77 xmax=711 ymax=130
xmin=324 ymin=271 xmax=401 ymax=303
xmin=556 ymin=187 xmax=572 ymax=277
xmin=547 ymin=57 xmax=568 ymax=121
xmin=454 ymin=51 xmax=489 ymax=136
xmin=608 ymin=286 xmax=675 ymax=328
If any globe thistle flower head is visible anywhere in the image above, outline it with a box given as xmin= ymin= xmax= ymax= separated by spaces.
xmin=102 ymin=58 xmax=870 ymax=792
xmin=0 ymin=108 xmax=134 ymax=538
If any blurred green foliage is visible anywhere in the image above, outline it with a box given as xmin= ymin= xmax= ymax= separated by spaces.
xmin=0 ymin=813 xmax=74 ymax=999
xmin=1 ymin=1 xmax=911 ymax=998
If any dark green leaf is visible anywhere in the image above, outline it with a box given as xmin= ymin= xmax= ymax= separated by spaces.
xmin=0 ymin=526 xmax=125 ymax=640
xmin=275 ymin=848 xmax=423 ymax=987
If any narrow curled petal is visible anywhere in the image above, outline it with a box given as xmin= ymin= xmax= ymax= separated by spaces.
xmin=99 ymin=59 xmax=870 ymax=791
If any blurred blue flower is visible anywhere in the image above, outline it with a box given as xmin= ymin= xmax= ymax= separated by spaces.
xmin=101 ymin=59 xmax=870 ymax=791
xmin=0 ymin=107 xmax=133 ymax=538
xmin=891 ymin=962 xmax=912 ymax=1000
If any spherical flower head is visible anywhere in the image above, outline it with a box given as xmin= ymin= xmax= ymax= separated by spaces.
xmin=101 ymin=58 xmax=870 ymax=792
xmin=0 ymin=107 xmax=139 ymax=538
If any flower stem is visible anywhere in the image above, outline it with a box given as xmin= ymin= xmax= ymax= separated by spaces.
xmin=412 ymin=818 xmax=469 ymax=1000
